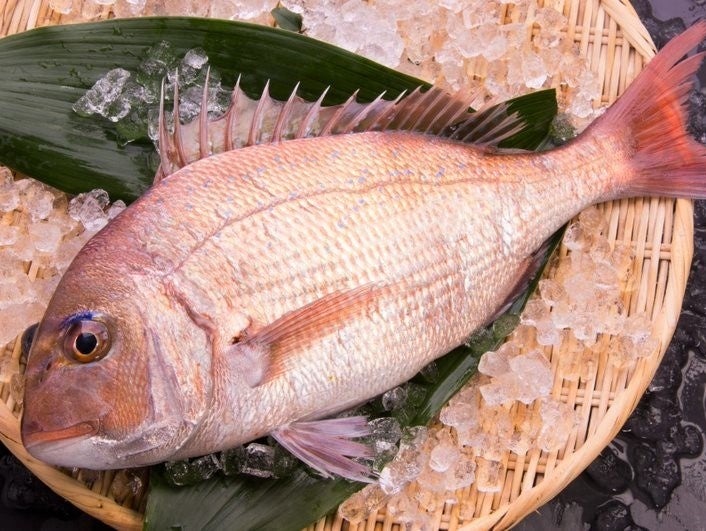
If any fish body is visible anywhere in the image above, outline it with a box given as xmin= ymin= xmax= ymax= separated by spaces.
xmin=21 ymin=23 xmax=706 ymax=479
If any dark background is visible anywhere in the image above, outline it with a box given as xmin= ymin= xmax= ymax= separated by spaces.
xmin=1 ymin=1 xmax=705 ymax=529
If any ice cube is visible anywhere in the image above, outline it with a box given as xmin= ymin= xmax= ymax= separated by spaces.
xmin=479 ymin=372 xmax=518 ymax=406
xmin=27 ymin=190 xmax=55 ymax=222
xmin=593 ymin=261 xmax=618 ymax=289
xmin=109 ymin=469 xmax=146 ymax=504
xmin=0 ymin=225 xmax=20 ymax=246
xmin=68 ymin=189 xmax=110 ymax=232
xmin=608 ymin=335 xmax=638 ymax=368
xmin=478 ymin=343 xmax=517 ymax=377
xmin=382 ymin=386 xmax=408 ymax=411
xmin=107 ymin=200 xmax=127 ymax=220
xmin=511 ymin=350 xmax=553 ymax=403
xmin=440 ymin=386 xmax=482 ymax=428
xmin=338 ymin=484 xmax=389 ymax=523
xmin=623 ymin=313 xmax=653 ymax=343
xmin=563 ymin=221 xmax=589 ymax=251
xmin=520 ymin=298 xmax=550 ymax=327
xmin=475 ymin=457 xmax=504 ymax=493
xmin=439 ymin=0 xmax=464 ymax=12
xmin=139 ymin=41 xmax=177 ymax=79
xmin=522 ymin=50 xmax=548 ymax=89
xmin=369 ymin=417 xmax=403 ymax=447
xmin=0 ymin=178 xmax=20 ymax=213
xmin=220 ymin=446 xmax=246 ymax=476
xmin=416 ymin=465 xmax=448 ymax=493
xmin=49 ymin=0 xmax=73 ymax=14
xmin=73 ymin=68 xmax=131 ymax=118
xmin=181 ymin=48 xmax=208 ymax=71
xmin=55 ymin=233 xmax=90 ymax=271
xmin=568 ymin=93 xmax=595 ymax=119
xmin=550 ymin=299 xmax=575 ymax=329
xmin=112 ymin=0 xmax=146 ymax=16
xmin=163 ymin=455 xmax=221 ymax=486
xmin=379 ymin=458 xmax=421 ymax=495
xmin=241 ymin=443 xmax=275 ymax=478
xmin=28 ymin=223 xmax=63 ymax=254
xmin=578 ymin=206 xmax=607 ymax=233
xmin=444 ymin=453 xmax=476 ymax=491
xmin=538 ymin=279 xmax=566 ymax=307
xmin=589 ymin=236 xmax=613 ymax=265
xmin=429 ymin=435 xmax=460 ymax=472
xmin=0 ymin=302 xmax=45 ymax=346
xmin=535 ymin=319 xmax=562 ymax=346
xmin=537 ymin=399 xmax=577 ymax=451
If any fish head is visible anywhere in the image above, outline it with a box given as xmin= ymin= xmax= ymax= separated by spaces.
xmin=21 ymin=234 xmax=213 ymax=469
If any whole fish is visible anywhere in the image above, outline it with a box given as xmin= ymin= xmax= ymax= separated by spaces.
xmin=21 ymin=23 xmax=706 ymax=481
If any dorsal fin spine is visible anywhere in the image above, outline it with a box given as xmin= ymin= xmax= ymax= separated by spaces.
xmin=272 ymin=82 xmax=301 ymax=142
xmin=248 ymin=80 xmax=271 ymax=146
xmin=319 ymin=90 xmax=359 ymax=137
xmin=295 ymin=86 xmax=329 ymax=139
xmin=363 ymin=90 xmax=406 ymax=132
xmin=225 ymin=75 xmax=242 ymax=151
xmin=410 ymin=88 xmax=448 ymax=132
xmin=172 ymin=72 xmax=188 ymax=168
xmin=199 ymin=67 xmax=211 ymax=159
xmin=336 ymin=90 xmax=387 ymax=134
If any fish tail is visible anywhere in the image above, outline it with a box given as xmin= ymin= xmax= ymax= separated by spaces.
xmin=593 ymin=20 xmax=706 ymax=199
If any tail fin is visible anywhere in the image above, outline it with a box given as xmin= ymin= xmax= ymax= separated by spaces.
xmin=593 ymin=20 xmax=706 ymax=198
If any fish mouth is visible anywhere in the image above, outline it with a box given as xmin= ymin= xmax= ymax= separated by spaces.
xmin=22 ymin=420 xmax=98 ymax=450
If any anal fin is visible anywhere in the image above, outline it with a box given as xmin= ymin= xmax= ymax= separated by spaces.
xmin=271 ymin=416 xmax=376 ymax=483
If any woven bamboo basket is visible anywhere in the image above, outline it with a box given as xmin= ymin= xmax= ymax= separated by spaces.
xmin=0 ymin=0 xmax=693 ymax=530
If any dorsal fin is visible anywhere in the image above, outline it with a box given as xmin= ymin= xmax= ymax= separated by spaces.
xmin=155 ymin=78 xmax=532 ymax=181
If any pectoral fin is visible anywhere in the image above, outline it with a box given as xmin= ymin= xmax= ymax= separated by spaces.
xmin=227 ymin=284 xmax=380 ymax=387
xmin=271 ymin=416 xmax=376 ymax=483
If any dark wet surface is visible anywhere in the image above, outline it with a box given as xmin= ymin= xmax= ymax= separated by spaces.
xmin=2 ymin=1 xmax=706 ymax=529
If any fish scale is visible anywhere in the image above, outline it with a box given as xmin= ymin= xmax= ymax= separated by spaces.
xmin=170 ymin=135 xmax=528 ymax=324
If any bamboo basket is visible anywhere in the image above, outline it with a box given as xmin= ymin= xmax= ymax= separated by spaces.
xmin=0 ymin=1 xmax=693 ymax=530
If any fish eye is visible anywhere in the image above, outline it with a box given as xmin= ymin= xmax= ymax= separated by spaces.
xmin=63 ymin=319 xmax=111 ymax=363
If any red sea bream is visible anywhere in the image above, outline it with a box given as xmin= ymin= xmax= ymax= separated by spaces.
xmin=21 ymin=23 xmax=706 ymax=480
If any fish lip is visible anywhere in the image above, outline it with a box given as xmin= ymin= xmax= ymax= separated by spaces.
xmin=22 ymin=420 xmax=99 ymax=450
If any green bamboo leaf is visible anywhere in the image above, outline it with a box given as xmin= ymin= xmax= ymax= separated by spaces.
xmin=145 ymin=469 xmax=361 ymax=531
xmin=0 ymin=17 xmax=555 ymax=202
